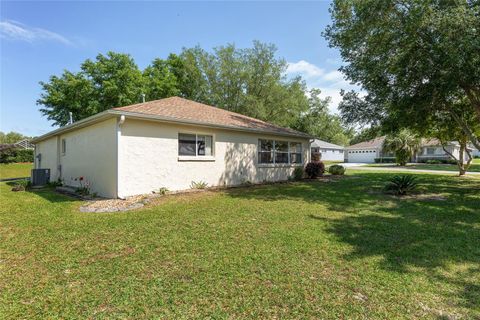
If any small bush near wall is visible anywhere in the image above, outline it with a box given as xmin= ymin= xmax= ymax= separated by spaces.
xmin=374 ymin=157 xmax=396 ymax=163
xmin=417 ymin=158 xmax=457 ymax=165
xmin=292 ymin=167 xmax=304 ymax=180
xmin=328 ymin=165 xmax=346 ymax=175
xmin=0 ymin=146 xmax=34 ymax=163
xmin=305 ymin=162 xmax=325 ymax=179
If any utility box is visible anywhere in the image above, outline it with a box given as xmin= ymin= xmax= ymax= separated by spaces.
xmin=31 ymin=169 xmax=50 ymax=186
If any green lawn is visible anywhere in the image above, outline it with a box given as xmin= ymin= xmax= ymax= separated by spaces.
xmin=367 ymin=159 xmax=480 ymax=172
xmin=0 ymin=163 xmax=33 ymax=179
xmin=1 ymin=171 xmax=479 ymax=319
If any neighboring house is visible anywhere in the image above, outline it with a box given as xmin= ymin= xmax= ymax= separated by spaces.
xmin=310 ymin=139 xmax=344 ymax=161
xmin=14 ymin=139 xmax=34 ymax=150
xmin=345 ymin=136 xmax=473 ymax=163
xmin=31 ymin=97 xmax=312 ymax=198
xmin=345 ymin=136 xmax=388 ymax=163
xmin=472 ymin=147 xmax=480 ymax=157
xmin=416 ymin=139 xmax=473 ymax=162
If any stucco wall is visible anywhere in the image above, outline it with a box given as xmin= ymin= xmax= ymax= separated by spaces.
xmin=118 ymin=119 xmax=310 ymax=197
xmin=35 ymin=136 xmax=60 ymax=180
xmin=35 ymin=118 xmax=118 ymax=197
xmin=56 ymin=118 xmax=118 ymax=198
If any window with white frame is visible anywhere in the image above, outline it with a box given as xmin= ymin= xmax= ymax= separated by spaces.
xmin=61 ymin=139 xmax=66 ymax=155
xmin=426 ymin=147 xmax=435 ymax=155
xmin=178 ymin=133 xmax=213 ymax=156
xmin=258 ymin=139 xmax=302 ymax=164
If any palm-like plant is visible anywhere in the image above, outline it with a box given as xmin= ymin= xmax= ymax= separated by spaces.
xmin=384 ymin=175 xmax=418 ymax=195
xmin=383 ymin=129 xmax=420 ymax=166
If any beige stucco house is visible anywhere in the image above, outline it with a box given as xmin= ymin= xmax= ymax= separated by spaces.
xmin=31 ymin=97 xmax=312 ymax=198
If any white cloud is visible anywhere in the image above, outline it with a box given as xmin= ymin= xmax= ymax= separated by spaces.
xmin=287 ymin=60 xmax=324 ymax=78
xmin=287 ymin=60 xmax=361 ymax=113
xmin=0 ymin=20 xmax=72 ymax=46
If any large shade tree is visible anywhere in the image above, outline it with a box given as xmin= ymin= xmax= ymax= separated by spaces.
xmin=325 ymin=0 xmax=480 ymax=149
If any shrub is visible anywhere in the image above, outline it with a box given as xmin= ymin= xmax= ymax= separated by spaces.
xmin=11 ymin=179 xmax=31 ymax=192
xmin=158 ymin=187 xmax=169 ymax=195
xmin=305 ymin=162 xmax=325 ymax=179
xmin=292 ymin=167 xmax=304 ymax=180
xmin=190 ymin=181 xmax=208 ymax=189
xmin=374 ymin=157 xmax=396 ymax=163
xmin=384 ymin=175 xmax=418 ymax=196
xmin=426 ymin=159 xmax=442 ymax=164
xmin=328 ymin=164 xmax=346 ymax=175
xmin=0 ymin=146 xmax=33 ymax=163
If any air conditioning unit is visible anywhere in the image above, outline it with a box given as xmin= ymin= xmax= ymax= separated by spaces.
xmin=31 ymin=169 xmax=50 ymax=186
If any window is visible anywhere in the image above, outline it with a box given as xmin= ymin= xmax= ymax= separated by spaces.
xmin=178 ymin=133 xmax=213 ymax=156
xmin=258 ymin=139 xmax=302 ymax=165
xmin=259 ymin=139 xmax=274 ymax=163
xmin=275 ymin=140 xmax=289 ymax=163
xmin=290 ymin=142 xmax=302 ymax=164
xmin=61 ymin=139 xmax=66 ymax=154
xmin=426 ymin=148 xmax=435 ymax=155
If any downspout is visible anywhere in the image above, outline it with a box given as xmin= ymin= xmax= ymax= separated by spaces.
xmin=116 ymin=115 xmax=126 ymax=199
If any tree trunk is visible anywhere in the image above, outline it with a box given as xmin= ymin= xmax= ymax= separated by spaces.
xmin=458 ymin=144 xmax=466 ymax=176
xmin=449 ymin=110 xmax=480 ymax=150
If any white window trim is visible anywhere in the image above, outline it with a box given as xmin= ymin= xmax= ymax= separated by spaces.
xmin=257 ymin=139 xmax=303 ymax=167
xmin=61 ymin=138 xmax=66 ymax=156
xmin=178 ymin=132 xmax=215 ymax=160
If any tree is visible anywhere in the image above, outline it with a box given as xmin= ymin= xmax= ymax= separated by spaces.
xmin=325 ymin=0 xmax=480 ymax=149
xmin=421 ymin=99 xmax=479 ymax=175
xmin=349 ymin=126 xmax=382 ymax=146
xmin=38 ymin=52 xmax=145 ymax=126
xmin=383 ymin=129 xmax=420 ymax=166
xmin=0 ymin=131 xmax=30 ymax=144
xmin=293 ymin=89 xmax=353 ymax=146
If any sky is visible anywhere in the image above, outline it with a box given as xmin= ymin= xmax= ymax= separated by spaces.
xmin=0 ymin=1 xmax=356 ymax=136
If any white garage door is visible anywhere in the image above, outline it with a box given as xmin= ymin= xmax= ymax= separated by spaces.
xmin=347 ymin=149 xmax=377 ymax=163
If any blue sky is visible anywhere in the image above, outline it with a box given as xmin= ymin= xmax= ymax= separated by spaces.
xmin=1 ymin=1 xmax=354 ymax=136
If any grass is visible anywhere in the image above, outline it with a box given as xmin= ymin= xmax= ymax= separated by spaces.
xmin=1 ymin=171 xmax=479 ymax=319
xmin=0 ymin=162 xmax=33 ymax=179
xmin=367 ymin=158 xmax=480 ymax=172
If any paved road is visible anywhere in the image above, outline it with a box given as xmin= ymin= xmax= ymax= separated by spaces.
xmin=346 ymin=165 xmax=480 ymax=175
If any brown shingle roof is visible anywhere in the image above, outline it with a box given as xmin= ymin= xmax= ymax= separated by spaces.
xmin=113 ymin=96 xmax=311 ymax=138
xmin=346 ymin=136 xmax=386 ymax=149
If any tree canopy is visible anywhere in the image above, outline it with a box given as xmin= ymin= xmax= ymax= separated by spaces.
xmin=0 ymin=131 xmax=31 ymax=144
xmin=37 ymin=41 xmax=353 ymax=145
xmin=325 ymin=0 xmax=480 ymax=149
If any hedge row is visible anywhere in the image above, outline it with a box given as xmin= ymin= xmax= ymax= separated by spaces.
xmin=0 ymin=147 xmax=34 ymax=163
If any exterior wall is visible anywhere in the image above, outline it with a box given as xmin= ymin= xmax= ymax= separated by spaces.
xmin=417 ymin=145 xmax=459 ymax=160
xmin=35 ymin=118 xmax=118 ymax=198
xmin=58 ymin=118 xmax=117 ymax=198
xmin=118 ymin=119 xmax=310 ymax=197
xmin=34 ymin=136 xmax=60 ymax=180
xmin=311 ymin=147 xmax=344 ymax=161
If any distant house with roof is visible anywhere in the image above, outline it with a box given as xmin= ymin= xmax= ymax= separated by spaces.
xmin=31 ymin=97 xmax=312 ymax=198
xmin=345 ymin=136 xmax=473 ymax=163
xmin=345 ymin=136 xmax=389 ymax=163
xmin=310 ymin=139 xmax=344 ymax=161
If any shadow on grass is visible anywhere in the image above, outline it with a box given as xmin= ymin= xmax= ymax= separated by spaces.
xmin=225 ymin=172 xmax=480 ymax=312
xmin=5 ymin=181 xmax=79 ymax=203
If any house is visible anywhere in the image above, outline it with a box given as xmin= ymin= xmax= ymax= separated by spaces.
xmin=14 ymin=139 xmax=34 ymax=150
xmin=31 ymin=97 xmax=312 ymax=198
xmin=310 ymin=139 xmax=344 ymax=161
xmin=345 ymin=136 xmax=473 ymax=163
xmin=416 ymin=139 xmax=473 ymax=162
xmin=345 ymin=136 xmax=390 ymax=163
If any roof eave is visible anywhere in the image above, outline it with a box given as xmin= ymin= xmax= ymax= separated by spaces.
xmin=31 ymin=111 xmax=113 ymax=144
xmin=108 ymin=110 xmax=314 ymax=139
